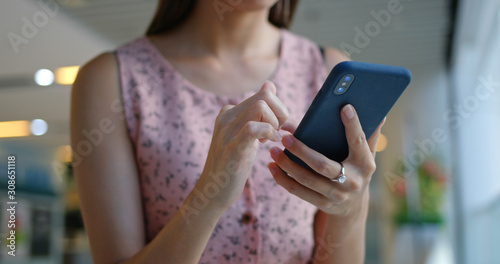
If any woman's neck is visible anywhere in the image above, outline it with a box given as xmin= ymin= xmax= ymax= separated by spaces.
xmin=166 ymin=1 xmax=281 ymax=59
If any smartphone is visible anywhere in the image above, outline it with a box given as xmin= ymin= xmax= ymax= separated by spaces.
xmin=284 ymin=61 xmax=412 ymax=168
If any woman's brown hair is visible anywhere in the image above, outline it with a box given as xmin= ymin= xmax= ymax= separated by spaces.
xmin=146 ymin=0 xmax=299 ymax=35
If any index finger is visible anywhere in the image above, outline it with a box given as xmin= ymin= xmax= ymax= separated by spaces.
xmin=235 ymin=81 xmax=290 ymax=127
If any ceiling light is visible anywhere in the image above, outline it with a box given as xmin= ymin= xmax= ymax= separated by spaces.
xmin=34 ymin=69 xmax=54 ymax=86
xmin=55 ymin=66 xmax=79 ymax=85
xmin=30 ymin=119 xmax=48 ymax=136
xmin=0 ymin=120 xmax=31 ymax=138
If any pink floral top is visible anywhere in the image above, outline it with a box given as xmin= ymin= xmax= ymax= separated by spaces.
xmin=116 ymin=29 xmax=328 ymax=263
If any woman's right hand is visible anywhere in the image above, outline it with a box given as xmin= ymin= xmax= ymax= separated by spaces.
xmin=193 ymin=81 xmax=289 ymax=212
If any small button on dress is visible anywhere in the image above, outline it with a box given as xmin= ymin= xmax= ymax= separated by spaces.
xmin=241 ymin=211 xmax=254 ymax=225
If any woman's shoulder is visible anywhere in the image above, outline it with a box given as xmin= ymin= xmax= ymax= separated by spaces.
xmin=80 ymin=52 xmax=117 ymax=73
xmin=322 ymin=46 xmax=350 ymax=71
xmin=283 ymin=30 xmax=349 ymax=71
xmin=71 ymin=52 xmax=123 ymax=127
xmin=282 ymin=29 xmax=319 ymax=53
xmin=75 ymin=35 xmax=151 ymax=91
xmin=116 ymin=36 xmax=149 ymax=54
xmin=74 ymin=52 xmax=118 ymax=94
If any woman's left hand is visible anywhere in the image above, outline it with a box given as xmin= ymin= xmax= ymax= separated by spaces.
xmin=268 ymin=104 xmax=385 ymax=217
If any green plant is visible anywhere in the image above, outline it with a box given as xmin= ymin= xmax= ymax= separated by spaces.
xmin=391 ymin=159 xmax=447 ymax=225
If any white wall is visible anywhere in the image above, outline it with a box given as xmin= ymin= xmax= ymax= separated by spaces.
xmin=0 ymin=0 xmax=114 ymax=146
xmin=451 ymin=0 xmax=500 ymax=263
xmin=1 ymin=0 xmax=113 ymax=75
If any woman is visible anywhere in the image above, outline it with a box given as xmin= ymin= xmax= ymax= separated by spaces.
xmin=70 ymin=0 xmax=384 ymax=263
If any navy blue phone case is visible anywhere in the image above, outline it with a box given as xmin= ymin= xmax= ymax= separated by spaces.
xmin=284 ymin=61 xmax=412 ymax=168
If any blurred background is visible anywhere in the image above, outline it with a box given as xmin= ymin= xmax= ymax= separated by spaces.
xmin=1 ymin=0 xmax=499 ymax=263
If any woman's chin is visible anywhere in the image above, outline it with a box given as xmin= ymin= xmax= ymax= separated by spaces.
xmin=231 ymin=0 xmax=279 ymax=12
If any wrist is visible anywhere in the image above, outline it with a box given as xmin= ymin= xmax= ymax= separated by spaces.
xmin=313 ymin=190 xmax=369 ymax=264
xmin=325 ymin=189 xmax=370 ymax=235
xmin=180 ymin=182 xmax=227 ymax=225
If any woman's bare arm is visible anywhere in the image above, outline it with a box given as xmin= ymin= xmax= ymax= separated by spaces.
xmin=71 ymin=53 xmax=225 ymax=264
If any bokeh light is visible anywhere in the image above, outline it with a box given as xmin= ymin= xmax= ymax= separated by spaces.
xmin=34 ymin=69 xmax=55 ymax=86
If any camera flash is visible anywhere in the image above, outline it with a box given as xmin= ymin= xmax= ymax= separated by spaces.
xmin=342 ymin=82 xmax=347 ymax=86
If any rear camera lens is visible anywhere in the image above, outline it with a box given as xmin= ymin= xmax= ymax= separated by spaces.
xmin=335 ymin=74 xmax=353 ymax=95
